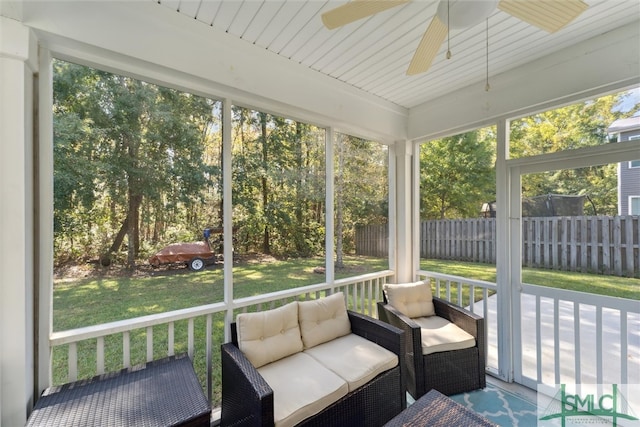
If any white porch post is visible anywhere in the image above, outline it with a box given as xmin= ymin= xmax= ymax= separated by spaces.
xmin=0 ymin=16 xmax=37 ymax=425
xmin=325 ymin=127 xmax=335 ymax=285
xmin=495 ymin=118 xmax=514 ymax=382
xmin=223 ymin=99 xmax=233 ymax=342
xmin=394 ymin=140 xmax=414 ymax=283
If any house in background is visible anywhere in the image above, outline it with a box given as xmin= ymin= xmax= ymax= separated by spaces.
xmin=608 ymin=116 xmax=640 ymax=215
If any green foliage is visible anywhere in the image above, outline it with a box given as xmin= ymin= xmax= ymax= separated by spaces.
xmin=53 ymin=60 xmax=220 ymax=263
xmin=418 ymin=91 xmax=638 ymax=219
xmin=336 ymin=134 xmax=389 ymax=255
xmin=419 ymin=130 xmax=495 ymax=219
xmin=510 ymin=92 xmax=638 ymax=216
xmin=230 ymin=107 xmax=327 ymax=256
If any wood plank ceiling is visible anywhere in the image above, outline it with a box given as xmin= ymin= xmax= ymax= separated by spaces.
xmin=155 ymin=0 xmax=640 ymax=109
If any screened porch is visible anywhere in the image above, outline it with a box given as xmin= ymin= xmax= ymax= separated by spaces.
xmin=1 ymin=1 xmax=639 ymax=425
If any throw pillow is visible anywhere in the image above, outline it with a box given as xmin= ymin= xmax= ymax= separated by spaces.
xmin=236 ymin=301 xmax=303 ymax=368
xmin=298 ymin=292 xmax=351 ymax=349
xmin=383 ymin=281 xmax=435 ymax=318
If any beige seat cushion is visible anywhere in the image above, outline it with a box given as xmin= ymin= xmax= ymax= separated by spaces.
xmin=383 ymin=281 xmax=435 ymax=318
xmin=236 ymin=301 xmax=303 ymax=368
xmin=413 ymin=315 xmax=476 ymax=355
xmin=298 ymin=292 xmax=351 ymax=349
xmin=257 ymin=352 xmax=348 ymax=427
xmin=304 ymin=333 xmax=398 ymax=392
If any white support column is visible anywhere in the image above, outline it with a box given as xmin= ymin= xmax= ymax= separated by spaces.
xmin=495 ymin=118 xmax=513 ymax=382
xmin=325 ymin=128 xmax=335 ymax=285
xmin=387 ymin=144 xmax=397 ymax=274
xmin=411 ymin=141 xmax=421 ymax=279
xmin=0 ymin=16 xmax=37 ymax=425
xmin=394 ymin=140 xmax=413 ymax=282
xmin=223 ymin=99 xmax=233 ymax=342
xmin=37 ymin=47 xmax=54 ymax=393
xmin=509 ymin=167 xmax=523 ymax=384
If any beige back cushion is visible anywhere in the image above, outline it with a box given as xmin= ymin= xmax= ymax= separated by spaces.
xmin=298 ymin=292 xmax=351 ymax=349
xmin=236 ymin=301 xmax=303 ymax=368
xmin=383 ymin=281 xmax=435 ymax=318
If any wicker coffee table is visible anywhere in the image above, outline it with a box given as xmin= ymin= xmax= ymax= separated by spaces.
xmin=384 ymin=389 xmax=496 ymax=427
xmin=26 ymin=354 xmax=211 ymax=427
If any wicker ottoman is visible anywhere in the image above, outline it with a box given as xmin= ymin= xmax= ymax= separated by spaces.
xmin=27 ymin=354 xmax=211 ymax=427
xmin=384 ymin=389 xmax=496 ymax=427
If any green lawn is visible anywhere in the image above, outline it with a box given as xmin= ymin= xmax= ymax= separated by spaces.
xmin=52 ymin=255 xmax=388 ymax=404
xmin=421 ymin=259 xmax=639 ymax=300
xmin=52 ymin=255 xmax=638 ymax=406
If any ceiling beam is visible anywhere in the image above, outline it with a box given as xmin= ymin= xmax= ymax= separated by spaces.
xmin=21 ymin=1 xmax=408 ymax=142
xmin=408 ymin=20 xmax=640 ymax=142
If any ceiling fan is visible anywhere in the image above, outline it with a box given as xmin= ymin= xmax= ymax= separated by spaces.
xmin=321 ymin=0 xmax=589 ymax=76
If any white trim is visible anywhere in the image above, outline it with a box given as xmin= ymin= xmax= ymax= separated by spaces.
xmin=388 ymin=143 xmax=397 ymax=276
xmin=222 ymin=99 xmax=233 ymax=343
xmin=37 ymin=46 xmax=54 ymax=393
xmin=629 ymin=195 xmax=640 ymax=215
xmin=507 ymin=139 xmax=640 ymax=174
xmin=408 ymin=21 xmax=640 ymax=142
xmin=325 ymin=127 xmax=335 ymax=285
xmin=0 ymin=20 xmax=37 ymax=425
xmin=495 ymin=118 xmax=513 ymax=382
xmin=412 ymin=141 xmax=421 ymax=281
xmin=25 ymin=1 xmax=407 ymax=143
xmin=629 ymin=159 xmax=640 ymax=168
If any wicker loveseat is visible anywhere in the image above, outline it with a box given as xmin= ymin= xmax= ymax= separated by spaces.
xmin=221 ymin=292 xmax=405 ymax=427
xmin=377 ymin=281 xmax=486 ymax=399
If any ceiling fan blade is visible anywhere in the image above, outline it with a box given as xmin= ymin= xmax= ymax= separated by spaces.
xmin=407 ymin=15 xmax=447 ymax=76
xmin=322 ymin=0 xmax=410 ymax=30
xmin=498 ymin=0 xmax=588 ymax=33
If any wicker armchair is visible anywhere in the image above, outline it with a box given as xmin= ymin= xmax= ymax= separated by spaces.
xmin=221 ymin=310 xmax=406 ymax=427
xmin=377 ymin=285 xmax=485 ymax=399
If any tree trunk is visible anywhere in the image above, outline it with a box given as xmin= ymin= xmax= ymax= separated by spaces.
xmin=127 ymin=192 xmax=142 ymax=269
xmin=108 ymin=216 xmax=129 ymax=254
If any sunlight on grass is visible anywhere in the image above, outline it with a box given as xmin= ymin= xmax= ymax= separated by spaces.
xmin=52 ymin=254 xmax=637 ymax=409
xmin=421 ymin=259 xmax=639 ymax=300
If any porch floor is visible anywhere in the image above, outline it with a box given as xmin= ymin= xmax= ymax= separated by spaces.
xmin=211 ymin=375 xmax=538 ymax=426
xmin=407 ymin=376 xmax=539 ymax=426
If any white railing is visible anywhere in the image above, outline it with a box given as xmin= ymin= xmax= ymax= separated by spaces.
xmin=417 ymin=270 xmax=640 ymax=389
xmin=518 ymin=283 xmax=640 ymax=390
xmin=49 ymin=270 xmax=395 ymax=403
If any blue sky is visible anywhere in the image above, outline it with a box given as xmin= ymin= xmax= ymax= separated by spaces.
xmin=616 ymin=87 xmax=640 ymax=114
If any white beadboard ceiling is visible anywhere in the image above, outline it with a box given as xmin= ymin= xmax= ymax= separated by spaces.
xmin=154 ymin=0 xmax=639 ymax=109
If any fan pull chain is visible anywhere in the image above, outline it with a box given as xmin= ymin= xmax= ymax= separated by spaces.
xmin=485 ymin=18 xmax=490 ymax=91
xmin=446 ymin=0 xmax=452 ymax=59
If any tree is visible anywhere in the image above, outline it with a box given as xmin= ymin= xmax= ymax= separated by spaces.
xmin=335 ymin=134 xmax=388 ymax=266
xmin=510 ymin=92 xmax=639 ymax=215
xmin=231 ymin=107 xmax=326 ymax=257
xmin=53 ymin=60 xmax=216 ymax=266
xmin=420 ymin=131 xmax=495 ymax=219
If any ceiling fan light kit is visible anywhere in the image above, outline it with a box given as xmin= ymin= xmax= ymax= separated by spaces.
xmin=321 ymin=0 xmax=589 ymax=77
xmin=436 ymin=0 xmax=498 ymax=29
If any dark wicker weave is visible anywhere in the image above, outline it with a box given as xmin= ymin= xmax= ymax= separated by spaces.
xmin=377 ymin=296 xmax=486 ymax=399
xmin=220 ymin=311 xmax=405 ymax=427
xmin=383 ymin=389 xmax=496 ymax=427
xmin=26 ymin=354 xmax=211 ymax=427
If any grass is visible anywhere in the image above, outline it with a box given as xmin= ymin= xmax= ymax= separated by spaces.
xmin=421 ymin=259 xmax=639 ymax=300
xmin=52 ymin=255 xmax=638 ymax=407
xmin=52 ymin=255 xmax=388 ymax=405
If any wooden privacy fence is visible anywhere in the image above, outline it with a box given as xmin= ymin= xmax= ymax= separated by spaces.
xmin=355 ymin=216 xmax=640 ymax=277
